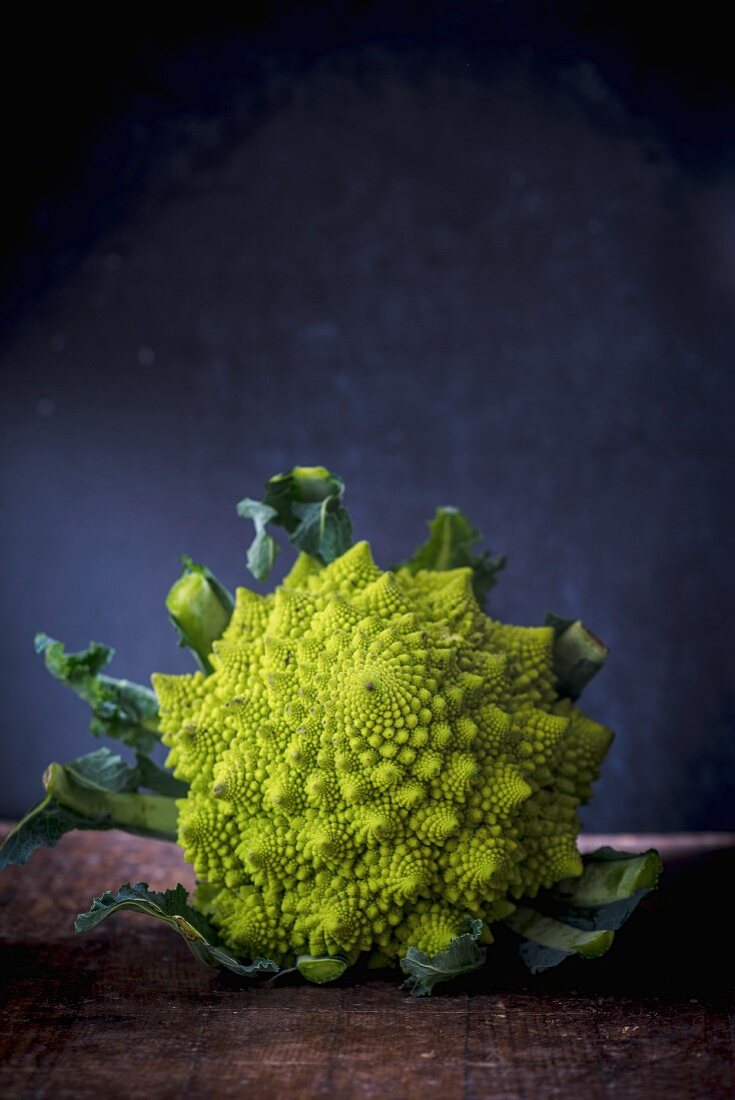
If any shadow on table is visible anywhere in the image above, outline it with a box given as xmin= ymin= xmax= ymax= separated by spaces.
xmin=461 ymin=843 xmax=734 ymax=1000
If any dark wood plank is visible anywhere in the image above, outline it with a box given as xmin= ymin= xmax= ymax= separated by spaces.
xmin=0 ymin=829 xmax=733 ymax=1099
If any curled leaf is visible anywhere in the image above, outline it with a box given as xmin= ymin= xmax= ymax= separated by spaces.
xmin=75 ymin=882 xmax=279 ymax=978
xmin=401 ymin=918 xmax=486 ymax=996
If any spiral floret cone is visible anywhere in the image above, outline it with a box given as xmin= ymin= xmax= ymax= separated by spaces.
xmin=152 ymin=542 xmax=612 ymax=964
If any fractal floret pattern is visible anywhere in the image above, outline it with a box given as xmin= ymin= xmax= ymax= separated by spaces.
xmin=152 ymin=542 xmax=612 ymax=965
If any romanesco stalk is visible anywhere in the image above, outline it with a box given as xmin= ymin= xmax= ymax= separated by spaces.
xmin=43 ymin=762 xmax=179 ymax=840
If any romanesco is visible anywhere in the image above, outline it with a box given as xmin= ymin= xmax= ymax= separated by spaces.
xmin=153 ymin=540 xmax=612 ymax=966
xmin=2 ymin=466 xmax=660 ymax=994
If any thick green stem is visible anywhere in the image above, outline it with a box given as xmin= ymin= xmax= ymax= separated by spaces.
xmin=296 ymin=954 xmax=349 ymax=984
xmin=140 ymin=714 xmax=162 ymax=736
xmin=551 ymin=620 xmax=608 ymax=700
xmin=506 ymin=907 xmax=615 ymax=959
xmin=43 ymin=762 xmax=179 ymax=842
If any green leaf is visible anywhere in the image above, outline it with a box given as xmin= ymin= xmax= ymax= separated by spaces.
xmin=557 ymin=846 xmax=662 ymax=904
xmin=401 ymin=918 xmax=486 ymax=996
xmin=35 ymin=634 xmax=160 ymax=751
xmin=134 ymin=752 xmax=188 ymax=798
xmin=48 ymin=745 xmax=186 ymax=800
xmin=290 ymin=498 xmax=352 ymax=563
xmin=60 ymin=747 xmax=187 ymax=799
xmin=65 ymin=747 xmax=140 ymax=793
xmin=166 ymin=558 xmax=234 ymax=673
xmin=237 ymin=466 xmax=353 ymax=582
xmin=0 ymin=749 xmax=180 ymax=870
xmin=505 ymin=846 xmax=662 ymax=972
xmin=543 ymin=847 xmax=663 ymax=932
xmin=75 ymin=882 xmax=279 ymax=978
xmin=544 ymin=614 xmax=608 ymax=700
xmin=236 ymin=499 xmax=280 ymax=580
xmin=505 ymin=908 xmax=615 ymax=973
xmin=401 ymin=507 xmax=505 ymax=606
xmin=0 ymin=796 xmax=93 ymax=869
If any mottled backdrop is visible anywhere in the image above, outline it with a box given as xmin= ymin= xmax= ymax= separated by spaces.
xmin=1 ymin=4 xmax=733 ymax=826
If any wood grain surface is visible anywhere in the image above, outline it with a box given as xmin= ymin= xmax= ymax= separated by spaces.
xmin=0 ymin=829 xmax=732 ymax=1099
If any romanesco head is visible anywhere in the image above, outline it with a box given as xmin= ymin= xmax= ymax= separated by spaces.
xmin=152 ymin=541 xmax=612 ymax=965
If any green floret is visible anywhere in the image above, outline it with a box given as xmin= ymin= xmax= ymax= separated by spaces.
xmin=152 ymin=541 xmax=613 ymax=967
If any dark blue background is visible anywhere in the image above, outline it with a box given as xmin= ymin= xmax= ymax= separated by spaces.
xmin=1 ymin=4 xmax=733 ymax=827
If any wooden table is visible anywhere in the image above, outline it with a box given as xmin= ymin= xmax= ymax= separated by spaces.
xmin=0 ymin=829 xmax=732 ymax=1099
